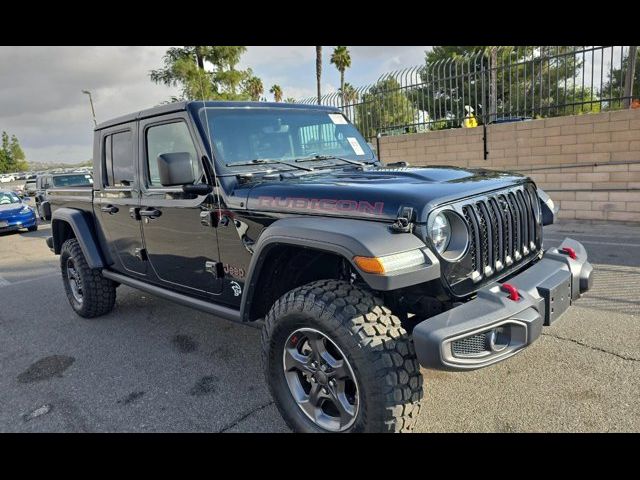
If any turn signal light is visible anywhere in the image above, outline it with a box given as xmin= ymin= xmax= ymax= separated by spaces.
xmin=353 ymin=256 xmax=385 ymax=274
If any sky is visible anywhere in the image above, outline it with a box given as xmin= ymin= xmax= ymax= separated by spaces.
xmin=0 ymin=46 xmax=431 ymax=165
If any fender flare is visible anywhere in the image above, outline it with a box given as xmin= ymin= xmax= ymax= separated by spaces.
xmin=240 ymin=217 xmax=440 ymax=321
xmin=51 ymin=207 xmax=107 ymax=269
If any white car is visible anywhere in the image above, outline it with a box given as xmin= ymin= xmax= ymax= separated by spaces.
xmin=0 ymin=175 xmax=16 ymax=183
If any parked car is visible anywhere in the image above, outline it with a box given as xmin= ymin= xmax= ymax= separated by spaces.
xmin=0 ymin=174 xmax=16 ymax=183
xmin=23 ymin=178 xmax=37 ymax=196
xmin=34 ymin=172 xmax=93 ymax=220
xmin=46 ymin=101 xmax=593 ymax=433
xmin=0 ymin=190 xmax=37 ymax=232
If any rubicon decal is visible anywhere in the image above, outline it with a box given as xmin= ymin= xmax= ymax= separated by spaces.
xmin=257 ymin=196 xmax=384 ymax=215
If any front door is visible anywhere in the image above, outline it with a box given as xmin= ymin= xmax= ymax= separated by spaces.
xmin=95 ymin=125 xmax=147 ymax=275
xmin=138 ymin=115 xmax=222 ymax=296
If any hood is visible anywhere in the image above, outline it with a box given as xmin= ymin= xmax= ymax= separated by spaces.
xmin=241 ymin=166 xmax=531 ymax=222
xmin=0 ymin=202 xmax=26 ymax=216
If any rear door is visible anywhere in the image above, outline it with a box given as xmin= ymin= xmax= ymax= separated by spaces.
xmin=95 ymin=124 xmax=147 ymax=275
xmin=138 ymin=114 xmax=222 ymax=296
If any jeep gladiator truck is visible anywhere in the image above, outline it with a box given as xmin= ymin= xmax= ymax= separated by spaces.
xmin=47 ymin=101 xmax=593 ymax=433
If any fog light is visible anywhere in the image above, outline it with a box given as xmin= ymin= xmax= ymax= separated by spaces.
xmin=486 ymin=326 xmax=510 ymax=352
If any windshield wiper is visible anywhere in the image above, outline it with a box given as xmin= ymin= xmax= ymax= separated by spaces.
xmin=295 ymin=154 xmax=368 ymax=167
xmin=227 ymin=158 xmax=313 ymax=171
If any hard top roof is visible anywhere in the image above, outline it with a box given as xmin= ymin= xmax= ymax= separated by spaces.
xmin=95 ymin=101 xmax=341 ymax=131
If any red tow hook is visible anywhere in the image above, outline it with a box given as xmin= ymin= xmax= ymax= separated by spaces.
xmin=500 ymin=283 xmax=520 ymax=301
xmin=561 ymin=247 xmax=577 ymax=260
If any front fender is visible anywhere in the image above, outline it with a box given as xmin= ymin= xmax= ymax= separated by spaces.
xmin=240 ymin=217 xmax=440 ymax=321
xmin=51 ymin=208 xmax=106 ymax=269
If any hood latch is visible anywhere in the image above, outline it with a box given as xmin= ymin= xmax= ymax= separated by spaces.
xmin=390 ymin=206 xmax=414 ymax=233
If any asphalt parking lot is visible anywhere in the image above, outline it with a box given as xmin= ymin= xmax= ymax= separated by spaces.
xmin=0 ymin=219 xmax=638 ymax=432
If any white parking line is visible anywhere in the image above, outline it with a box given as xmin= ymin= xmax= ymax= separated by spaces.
xmin=0 ymin=272 xmax=59 ymax=287
xmin=544 ymin=237 xmax=640 ymax=248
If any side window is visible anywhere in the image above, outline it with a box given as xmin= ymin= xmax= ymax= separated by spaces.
xmin=146 ymin=121 xmax=200 ymax=187
xmin=103 ymin=130 xmax=134 ymax=187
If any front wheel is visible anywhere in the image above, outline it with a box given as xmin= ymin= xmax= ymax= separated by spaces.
xmin=262 ymin=280 xmax=423 ymax=433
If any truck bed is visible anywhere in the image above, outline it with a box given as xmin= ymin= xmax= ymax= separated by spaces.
xmin=48 ymin=187 xmax=94 ymax=215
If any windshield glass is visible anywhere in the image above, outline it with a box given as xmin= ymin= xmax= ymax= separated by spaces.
xmin=0 ymin=191 xmax=20 ymax=205
xmin=200 ymin=108 xmax=375 ymax=166
xmin=52 ymin=174 xmax=93 ymax=187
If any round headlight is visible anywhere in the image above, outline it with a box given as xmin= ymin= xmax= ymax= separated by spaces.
xmin=429 ymin=213 xmax=451 ymax=253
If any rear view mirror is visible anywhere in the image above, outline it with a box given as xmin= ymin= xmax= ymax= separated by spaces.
xmin=157 ymin=152 xmax=196 ymax=186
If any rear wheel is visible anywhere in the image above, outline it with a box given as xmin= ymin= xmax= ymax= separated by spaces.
xmin=60 ymin=239 xmax=116 ymax=318
xmin=262 ymin=279 xmax=423 ymax=433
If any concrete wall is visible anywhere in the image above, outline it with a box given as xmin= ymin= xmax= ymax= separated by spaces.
xmin=378 ymin=109 xmax=640 ymax=222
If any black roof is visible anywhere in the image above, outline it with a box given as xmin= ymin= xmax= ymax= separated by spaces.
xmin=95 ymin=101 xmax=340 ymax=131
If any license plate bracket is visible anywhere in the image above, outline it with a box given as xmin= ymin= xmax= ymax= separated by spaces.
xmin=536 ymin=270 xmax=572 ymax=325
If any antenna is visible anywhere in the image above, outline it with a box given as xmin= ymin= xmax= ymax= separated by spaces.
xmin=197 ymin=70 xmax=223 ymax=224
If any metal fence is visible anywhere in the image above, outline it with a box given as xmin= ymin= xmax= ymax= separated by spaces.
xmin=298 ymin=46 xmax=639 ymax=141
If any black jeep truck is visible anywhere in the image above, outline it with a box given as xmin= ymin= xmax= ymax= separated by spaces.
xmin=46 ymin=101 xmax=593 ymax=433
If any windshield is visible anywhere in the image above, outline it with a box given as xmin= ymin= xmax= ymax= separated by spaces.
xmin=0 ymin=191 xmax=20 ymax=205
xmin=52 ymin=174 xmax=93 ymax=187
xmin=200 ymin=108 xmax=375 ymax=167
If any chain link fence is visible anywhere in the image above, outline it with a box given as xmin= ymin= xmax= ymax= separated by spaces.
xmin=298 ymin=46 xmax=639 ymax=142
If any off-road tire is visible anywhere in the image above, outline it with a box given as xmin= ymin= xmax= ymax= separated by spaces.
xmin=60 ymin=238 xmax=116 ymax=318
xmin=262 ymin=279 xmax=423 ymax=433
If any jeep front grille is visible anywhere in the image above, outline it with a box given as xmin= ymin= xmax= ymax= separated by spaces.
xmin=461 ymin=184 xmax=541 ymax=283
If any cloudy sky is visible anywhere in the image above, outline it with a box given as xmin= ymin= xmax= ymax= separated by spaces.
xmin=0 ymin=46 xmax=431 ymax=165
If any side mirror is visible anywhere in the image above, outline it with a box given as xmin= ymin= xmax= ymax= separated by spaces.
xmin=157 ymin=152 xmax=196 ymax=187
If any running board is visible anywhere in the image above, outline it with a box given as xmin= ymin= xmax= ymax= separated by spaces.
xmin=102 ymin=270 xmax=242 ymax=323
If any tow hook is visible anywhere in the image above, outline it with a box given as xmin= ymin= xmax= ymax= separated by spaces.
xmin=390 ymin=206 xmax=414 ymax=233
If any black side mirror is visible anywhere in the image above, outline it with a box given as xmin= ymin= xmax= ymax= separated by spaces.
xmin=157 ymin=152 xmax=196 ymax=186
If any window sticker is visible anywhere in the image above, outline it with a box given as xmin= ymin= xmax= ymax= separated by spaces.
xmin=328 ymin=113 xmax=348 ymax=125
xmin=347 ymin=137 xmax=365 ymax=155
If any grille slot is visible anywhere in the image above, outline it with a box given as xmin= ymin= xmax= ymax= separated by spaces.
xmin=452 ymin=332 xmax=489 ymax=357
xmin=460 ymin=185 xmax=541 ymax=283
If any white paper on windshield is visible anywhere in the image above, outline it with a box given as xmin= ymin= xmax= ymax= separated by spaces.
xmin=347 ymin=137 xmax=365 ymax=155
xmin=328 ymin=113 xmax=348 ymax=125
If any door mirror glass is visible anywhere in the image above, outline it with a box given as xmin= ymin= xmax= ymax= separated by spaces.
xmin=157 ymin=152 xmax=196 ymax=186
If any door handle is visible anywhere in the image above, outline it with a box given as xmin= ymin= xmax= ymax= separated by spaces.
xmin=101 ymin=205 xmax=119 ymax=215
xmin=139 ymin=208 xmax=162 ymax=219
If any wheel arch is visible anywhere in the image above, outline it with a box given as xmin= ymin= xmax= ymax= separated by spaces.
xmin=240 ymin=217 xmax=438 ymax=322
xmin=51 ymin=208 xmax=107 ymax=269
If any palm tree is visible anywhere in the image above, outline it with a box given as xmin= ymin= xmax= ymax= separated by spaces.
xmin=270 ymin=84 xmax=283 ymax=102
xmin=316 ymin=46 xmax=322 ymax=104
xmin=330 ymin=46 xmax=352 ymax=106
xmin=245 ymin=76 xmax=264 ymax=101
xmin=340 ymin=82 xmax=358 ymax=104
xmin=284 ymin=97 xmax=297 ymax=103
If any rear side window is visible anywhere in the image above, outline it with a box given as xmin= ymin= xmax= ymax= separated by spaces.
xmin=104 ymin=130 xmax=134 ymax=187
xmin=146 ymin=122 xmax=200 ymax=187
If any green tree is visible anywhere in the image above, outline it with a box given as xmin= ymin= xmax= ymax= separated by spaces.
xmin=414 ymin=46 xmax=587 ymax=124
xmin=244 ymin=75 xmax=264 ymax=101
xmin=355 ymin=78 xmax=416 ymax=139
xmin=0 ymin=132 xmax=28 ymax=173
xmin=150 ymin=46 xmax=256 ymax=101
xmin=270 ymin=84 xmax=283 ymax=102
xmin=331 ymin=46 xmax=352 ymax=105
xmin=600 ymin=48 xmax=640 ymax=110
xmin=316 ymin=46 xmax=323 ymax=104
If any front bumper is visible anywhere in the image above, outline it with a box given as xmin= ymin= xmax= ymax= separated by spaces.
xmin=0 ymin=211 xmax=36 ymax=231
xmin=413 ymin=238 xmax=593 ymax=371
